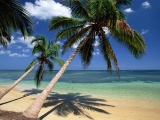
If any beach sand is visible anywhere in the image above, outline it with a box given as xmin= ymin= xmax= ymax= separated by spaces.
xmin=0 ymin=86 xmax=160 ymax=120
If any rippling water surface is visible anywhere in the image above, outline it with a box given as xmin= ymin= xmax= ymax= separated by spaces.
xmin=0 ymin=70 xmax=160 ymax=100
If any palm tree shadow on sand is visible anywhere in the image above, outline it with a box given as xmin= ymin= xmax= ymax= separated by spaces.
xmin=0 ymin=89 xmax=42 ymax=106
xmin=40 ymin=93 xmax=115 ymax=120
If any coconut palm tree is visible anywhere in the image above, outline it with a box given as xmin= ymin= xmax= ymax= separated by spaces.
xmin=23 ymin=0 xmax=146 ymax=118
xmin=0 ymin=0 xmax=33 ymax=48
xmin=0 ymin=35 xmax=64 ymax=100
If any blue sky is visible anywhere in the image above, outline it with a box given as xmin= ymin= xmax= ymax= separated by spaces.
xmin=0 ymin=0 xmax=159 ymax=70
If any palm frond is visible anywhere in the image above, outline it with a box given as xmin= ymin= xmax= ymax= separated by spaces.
xmin=115 ymin=0 xmax=132 ymax=9
xmin=55 ymin=24 xmax=85 ymax=40
xmin=0 ymin=0 xmax=33 ymax=38
xmin=0 ymin=35 xmax=8 ymax=49
xmin=49 ymin=42 xmax=60 ymax=56
xmin=50 ymin=42 xmax=60 ymax=51
xmin=79 ymin=37 xmax=95 ymax=68
xmin=110 ymin=24 xmax=146 ymax=58
xmin=34 ymin=64 xmax=44 ymax=88
xmin=25 ymin=57 xmax=38 ymax=71
xmin=99 ymin=31 xmax=120 ymax=76
xmin=62 ymin=26 xmax=91 ymax=54
xmin=50 ymin=57 xmax=64 ymax=67
xmin=32 ymin=43 xmax=46 ymax=54
xmin=49 ymin=16 xmax=86 ymax=30
xmin=67 ymin=0 xmax=91 ymax=19
xmin=31 ymin=35 xmax=47 ymax=46
xmin=45 ymin=59 xmax=54 ymax=74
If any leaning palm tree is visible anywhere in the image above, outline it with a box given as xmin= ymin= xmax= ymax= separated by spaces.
xmin=23 ymin=0 xmax=146 ymax=118
xmin=0 ymin=35 xmax=64 ymax=99
xmin=0 ymin=0 xmax=33 ymax=48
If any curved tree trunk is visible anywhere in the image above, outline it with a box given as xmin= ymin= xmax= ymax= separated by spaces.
xmin=0 ymin=62 xmax=40 ymax=100
xmin=23 ymin=32 xmax=94 ymax=119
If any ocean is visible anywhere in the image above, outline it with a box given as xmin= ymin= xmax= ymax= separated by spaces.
xmin=0 ymin=70 xmax=160 ymax=100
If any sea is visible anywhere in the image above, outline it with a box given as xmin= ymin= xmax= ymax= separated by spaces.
xmin=0 ymin=70 xmax=160 ymax=100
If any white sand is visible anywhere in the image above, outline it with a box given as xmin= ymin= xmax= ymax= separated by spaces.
xmin=0 ymin=86 xmax=160 ymax=120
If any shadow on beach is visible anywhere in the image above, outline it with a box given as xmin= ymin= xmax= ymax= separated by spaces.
xmin=0 ymin=89 xmax=42 ymax=106
xmin=0 ymin=89 xmax=115 ymax=120
xmin=40 ymin=92 xmax=115 ymax=120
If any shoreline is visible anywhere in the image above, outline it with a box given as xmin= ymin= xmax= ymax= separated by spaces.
xmin=0 ymin=86 xmax=160 ymax=120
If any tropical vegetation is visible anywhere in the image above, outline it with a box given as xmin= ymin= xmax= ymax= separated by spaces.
xmin=22 ymin=0 xmax=146 ymax=119
xmin=0 ymin=0 xmax=33 ymax=48
xmin=0 ymin=35 xmax=64 ymax=100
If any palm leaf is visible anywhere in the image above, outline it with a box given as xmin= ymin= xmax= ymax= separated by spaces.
xmin=79 ymin=37 xmax=95 ymax=68
xmin=55 ymin=24 xmax=85 ymax=40
xmin=62 ymin=26 xmax=91 ymax=54
xmin=110 ymin=25 xmax=146 ymax=58
xmin=45 ymin=59 xmax=54 ymax=74
xmin=25 ymin=57 xmax=38 ymax=71
xmin=34 ymin=64 xmax=44 ymax=88
xmin=99 ymin=30 xmax=120 ymax=76
xmin=0 ymin=0 xmax=33 ymax=42
xmin=0 ymin=35 xmax=8 ymax=49
xmin=67 ymin=0 xmax=91 ymax=19
xmin=50 ymin=57 xmax=64 ymax=67
xmin=115 ymin=0 xmax=132 ymax=9
xmin=49 ymin=16 xmax=86 ymax=30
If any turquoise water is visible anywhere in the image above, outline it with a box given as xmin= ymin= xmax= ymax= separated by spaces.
xmin=0 ymin=70 xmax=160 ymax=100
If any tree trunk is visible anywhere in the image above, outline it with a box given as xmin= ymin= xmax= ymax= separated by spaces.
xmin=23 ymin=32 xmax=94 ymax=119
xmin=0 ymin=62 xmax=40 ymax=100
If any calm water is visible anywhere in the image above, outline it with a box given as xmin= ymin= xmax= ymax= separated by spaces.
xmin=0 ymin=70 xmax=160 ymax=100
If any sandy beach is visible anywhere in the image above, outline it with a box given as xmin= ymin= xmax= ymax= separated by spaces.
xmin=0 ymin=86 xmax=160 ymax=120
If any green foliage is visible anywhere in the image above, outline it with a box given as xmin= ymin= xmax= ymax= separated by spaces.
xmin=49 ymin=0 xmax=146 ymax=76
xmin=0 ymin=0 xmax=33 ymax=48
xmin=27 ymin=35 xmax=64 ymax=87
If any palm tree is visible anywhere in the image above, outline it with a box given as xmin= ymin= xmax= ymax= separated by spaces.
xmin=0 ymin=0 xmax=33 ymax=48
xmin=23 ymin=0 xmax=146 ymax=118
xmin=0 ymin=35 xmax=64 ymax=100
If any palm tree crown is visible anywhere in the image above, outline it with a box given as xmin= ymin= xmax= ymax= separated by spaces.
xmin=49 ymin=0 xmax=145 ymax=76
xmin=26 ymin=35 xmax=64 ymax=87
xmin=22 ymin=0 xmax=146 ymax=118
xmin=0 ymin=0 xmax=33 ymax=48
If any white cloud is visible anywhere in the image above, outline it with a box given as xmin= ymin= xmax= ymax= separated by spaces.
xmin=16 ymin=45 xmax=22 ymax=49
xmin=24 ymin=0 xmax=71 ymax=20
xmin=142 ymin=1 xmax=151 ymax=9
xmin=34 ymin=53 xmax=39 ymax=57
xmin=22 ymin=49 xmax=30 ymax=53
xmin=17 ymin=36 xmax=35 ymax=48
xmin=0 ymin=50 xmax=5 ymax=54
xmin=9 ymin=53 xmax=29 ymax=57
xmin=93 ymin=41 xmax=100 ymax=46
xmin=8 ymin=36 xmax=17 ymax=46
xmin=72 ymin=42 xmax=79 ymax=49
xmin=92 ymin=52 xmax=99 ymax=55
xmin=0 ymin=50 xmax=11 ymax=54
xmin=102 ymin=27 xmax=110 ymax=34
xmin=56 ymin=41 xmax=63 ymax=45
xmin=124 ymin=8 xmax=134 ymax=13
xmin=141 ymin=29 xmax=149 ymax=35
xmin=0 ymin=48 xmax=29 ymax=57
